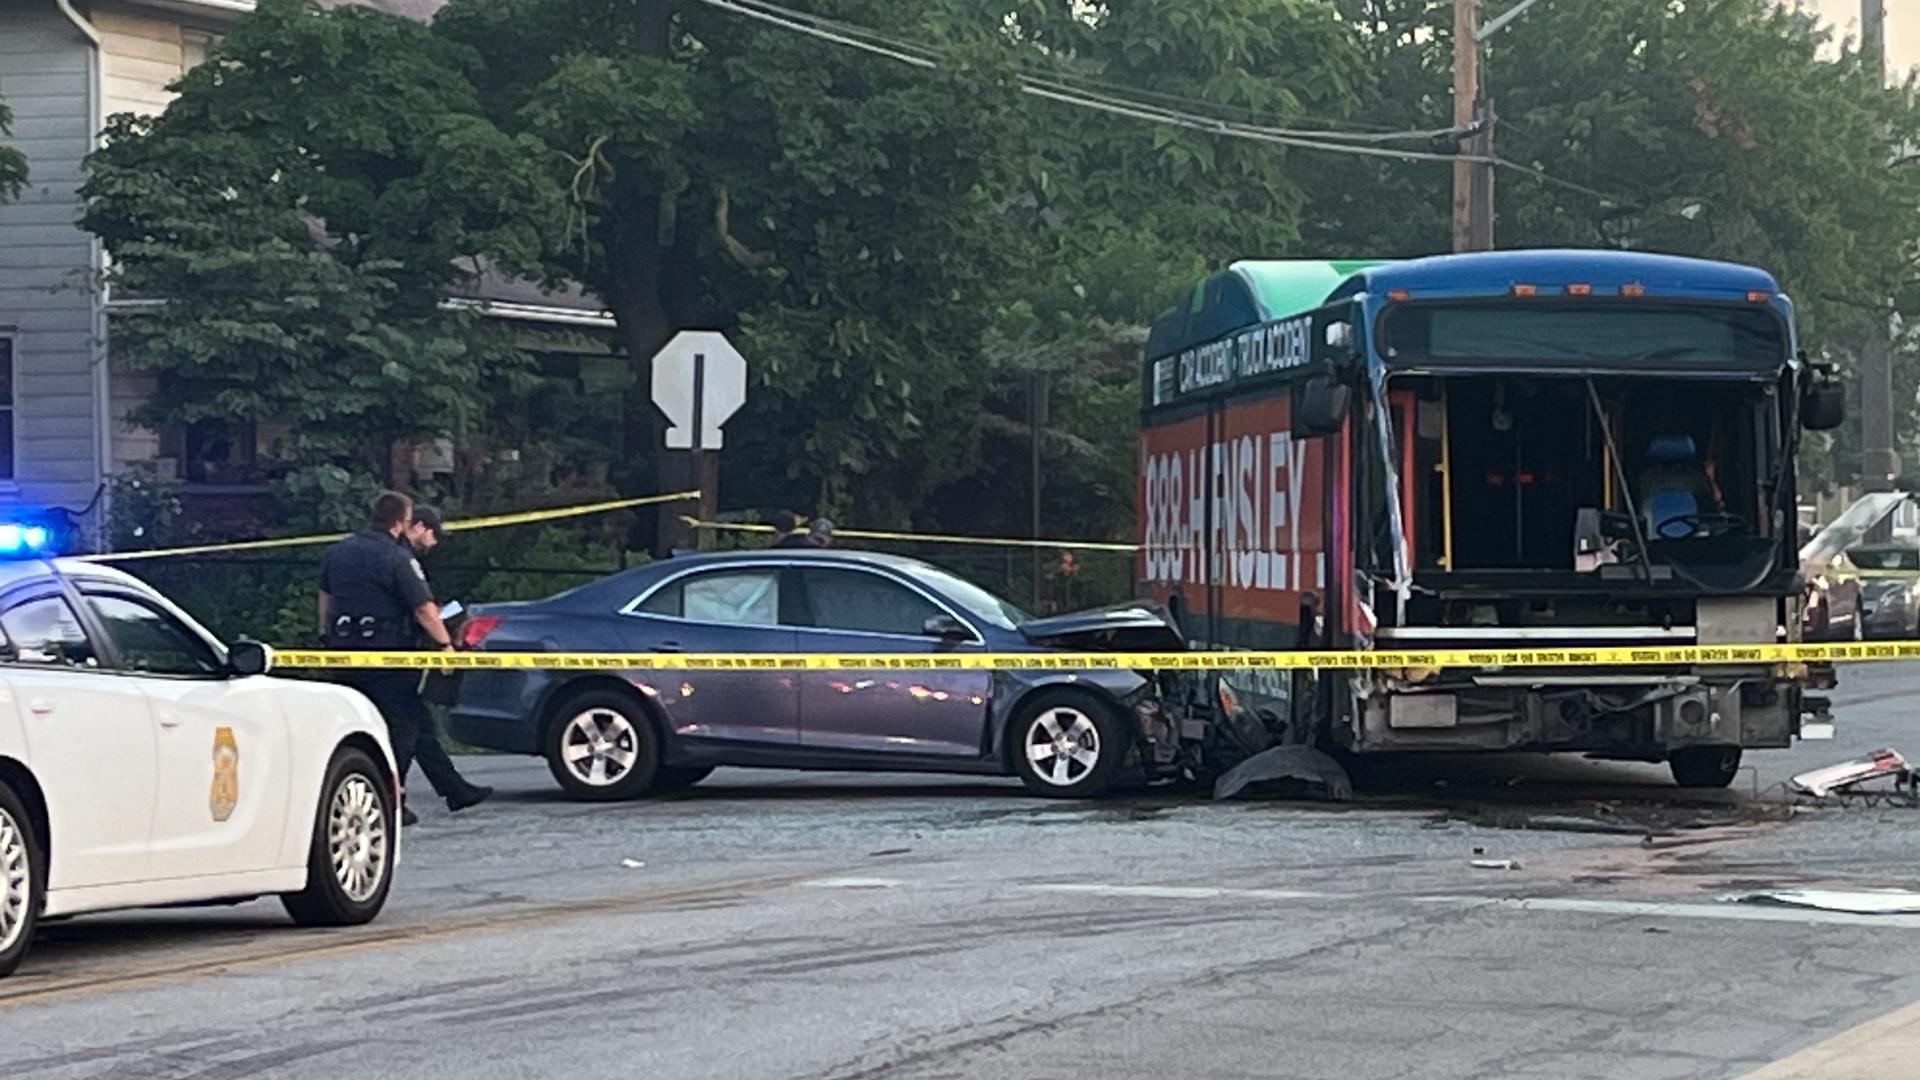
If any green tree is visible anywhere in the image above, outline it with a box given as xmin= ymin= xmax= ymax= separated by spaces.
xmin=1314 ymin=0 xmax=1920 ymax=493
xmin=0 ymin=85 xmax=27 ymax=201
xmin=80 ymin=0 xmax=554 ymax=482
xmin=432 ymin=0 xmax=1033 ymax=524
xmin=910 ymin=0 xmax=1373 ymax=550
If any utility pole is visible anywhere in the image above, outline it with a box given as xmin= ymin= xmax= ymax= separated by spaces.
xmin=1452 ymin=0 xmax=1497 ymax=252
xmin=1451 ymin=0 xmax=1482 ymax=252
xmin=1029 ymin=372 xmax=1049 ymax=610
xmin=1861 ymin=1 xmax=1898 ymax=507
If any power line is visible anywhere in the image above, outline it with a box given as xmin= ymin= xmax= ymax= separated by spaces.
xmin=716 ymin=0 xmax=1469 ymax=149
xmin=731 ymin=0 xmax=1449 ymax=139
xmin=700 ymin=0 xmax=1631 ymax=204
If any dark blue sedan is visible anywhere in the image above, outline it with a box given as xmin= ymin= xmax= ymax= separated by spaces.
xmin=444 ymin=550 xmax=1185 ymax=799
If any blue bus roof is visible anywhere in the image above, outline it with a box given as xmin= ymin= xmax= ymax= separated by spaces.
xmin=1145 ymin=249 xmax=1787 ymax=363
xmin=1329 ymin=249 xmax=1782 ymax=303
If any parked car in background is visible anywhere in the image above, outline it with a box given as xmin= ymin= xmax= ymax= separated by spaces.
xmin=1846 ymin=544 xmax=1920 ymax=639
xmin=1798 ymin=494 xmax=1911 ymax=642
xmin=443 ymin=550 xmax=1187 ymax=800
xmin=1802 ymin=550 xmax=1865 ymax=642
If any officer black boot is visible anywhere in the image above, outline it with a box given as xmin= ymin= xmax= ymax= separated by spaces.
xmin=447 ymin=784 xmax=493 ymax=813
xmin=401 ymin=803 xmax=419 ymax=827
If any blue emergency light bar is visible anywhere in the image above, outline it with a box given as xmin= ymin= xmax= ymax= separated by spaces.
xmin=0 ymin=523 xmax=51 ymax=556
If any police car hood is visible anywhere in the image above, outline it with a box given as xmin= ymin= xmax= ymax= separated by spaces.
xmin=1019 ymin=603 xmax=1186 ymax=652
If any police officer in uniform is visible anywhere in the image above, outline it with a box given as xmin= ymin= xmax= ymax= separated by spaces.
xmin=401 ymin=505 xmax=492 ymax=813
xmin=318 ymin=491 xmax=453 ymax=826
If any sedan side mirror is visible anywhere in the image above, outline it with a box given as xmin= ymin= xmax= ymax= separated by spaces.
xmin=227 ymin=640 xmax=274 ymax=678
xmin=922 ymin=614 xmax=972 ymax=641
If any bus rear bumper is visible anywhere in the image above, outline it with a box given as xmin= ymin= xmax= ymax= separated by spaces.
xmin=1350 ymin=672 xmax=1803 ymax=757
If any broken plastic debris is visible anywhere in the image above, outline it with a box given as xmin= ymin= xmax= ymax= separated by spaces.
xmin=1720 ymin=888 xmax=1920 ymax=915
xmin=620 ymin=858 xmax=646 ymax=869
xmin=1790 ymin=748 xmax=1910 ymax=798
xmin=1212 ymin=745 xmax=1354 ymax=801
xmin=1470 ymin=859 xmax=1521 ymax=871
xmin=868 ymin=848 xmax=912 ymax=858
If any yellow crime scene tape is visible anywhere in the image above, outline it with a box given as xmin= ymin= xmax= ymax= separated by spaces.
xmin=79 ymin=490 xmax=703 ymax=563
xmin=273 ymin=640 xmax=1910 ymax=672
xmin=684 ymin=517 xmax=1140 ymax=552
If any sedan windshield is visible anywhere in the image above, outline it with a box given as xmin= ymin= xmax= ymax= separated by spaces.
xmin=908 ymin=565 xmax=1031 ymax=631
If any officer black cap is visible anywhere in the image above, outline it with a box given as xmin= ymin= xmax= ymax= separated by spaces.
xmin=413 ymin=505 xmax=446 ymax=542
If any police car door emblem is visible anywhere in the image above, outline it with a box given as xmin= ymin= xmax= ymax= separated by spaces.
xmin=210 ymin=726 xmax=240 ymax=822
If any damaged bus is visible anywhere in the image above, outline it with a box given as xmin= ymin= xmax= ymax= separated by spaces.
xmin=1140 ymin=250 xmax=1847 ymax=788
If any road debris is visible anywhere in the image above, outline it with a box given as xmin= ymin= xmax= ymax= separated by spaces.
xmin=1720 ymin=889 xmax=1920 ymax=915
xmin=1790 ymin=748 xmax=1920 ymax=806
xmin=868 ymin=848 xmax=912 ymax=858
xmin=621 ymin=858 xmax=647 ymax=869
xmin=1470 ymin=859 xmax=1522 ymax=871
xmin=1212 ymin=745 xmax=1353 ymax=801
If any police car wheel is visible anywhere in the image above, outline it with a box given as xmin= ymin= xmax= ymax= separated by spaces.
xmin=0 ymin=781 xmax=42 ymax=978
xmin=545 ymin=690 xmax=660 ymax=801
xmin=1010 ymin=690 xmax=1127 ymax=799
xmin=282 ymin=748 xmax=394 ymax=927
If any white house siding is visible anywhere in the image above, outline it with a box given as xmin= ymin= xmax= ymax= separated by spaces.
xmin=97 ymin=6 xmax=185 ymax=118
xmin=0 ymin=0 xmax=103 ymax=510
xmin=95 ymin=2 xmax=215 ymax=472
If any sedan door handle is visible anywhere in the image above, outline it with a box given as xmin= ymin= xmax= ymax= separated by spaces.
xmin=27 ymin=698 xmax=52 ymax=716
xmin=656 ymin=641 xmax=683 ymax=653
xmin=157 ymin=710 xmax=182 ymax=729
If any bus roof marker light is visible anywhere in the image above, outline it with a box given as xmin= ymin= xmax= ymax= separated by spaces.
xmin=1565 ymin=283 xmax=1593 ymax=296
xmin=1748 ymin=290 xmax=1772 ymax=303
xmin=1620 ymin=283 xmax=1647 ymax=297
xmin=1511 ymin=284 xmax=1538 ymax=297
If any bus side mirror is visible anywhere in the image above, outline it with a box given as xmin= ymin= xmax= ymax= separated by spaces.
xmin=1294 ymin=378 xmax=1351 ymax=438
xmin=1802 ymin=370 xmax=1846 ymax=431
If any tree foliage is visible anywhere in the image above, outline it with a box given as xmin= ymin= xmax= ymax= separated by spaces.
xmin=0 ymin=84 xmax=27 ymax=202
xmin=80 ymin=0 xmax=553 ymax=481
xmin=80 ymin=0 xmax=1920 ymax=570
xmin=429 ymin=0 xmax=1035 ymax=523
xmin=1315 ymin=0 xmax=1920 ymax=489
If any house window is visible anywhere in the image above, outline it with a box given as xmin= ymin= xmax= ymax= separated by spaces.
xmin=159 ymin=417 xmax=256 ymax=485
xmin=0 ymin=337 xmax=14 ymax=481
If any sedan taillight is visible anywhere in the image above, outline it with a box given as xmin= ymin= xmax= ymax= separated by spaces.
xmin=460 ymin=614 xmax=503 ymax=649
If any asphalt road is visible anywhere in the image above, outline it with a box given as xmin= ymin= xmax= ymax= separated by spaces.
xmin=5 ymin=664 xmax=1920 ymax=1079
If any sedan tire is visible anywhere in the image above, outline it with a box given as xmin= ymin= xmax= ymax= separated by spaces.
xmin=283 ymin=748 xmax=394 ymax=927
xmin=653 ymin=766 xmax=714 ymax=792
xmin=1010 ymin=691 xmax=1127 ymax=798
xmin=0 ymin=780 xmax=42 ymax=978
xmin=545 ymin=690 xmax=661 ymax=801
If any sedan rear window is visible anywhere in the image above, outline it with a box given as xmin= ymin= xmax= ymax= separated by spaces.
xmin=636 ymin=570 xmax=781 ymax=627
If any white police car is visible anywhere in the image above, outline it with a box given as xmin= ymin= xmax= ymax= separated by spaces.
xmin=0 ymin=540 xmax=398 ymax=977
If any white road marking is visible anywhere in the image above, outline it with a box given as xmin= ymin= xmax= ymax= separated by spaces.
xmin=1417 ymin=894 xmax=1920 ymax=930
xmin=1028 ymin=883 xmax=1335 ymax=902
xmin=802 ymin=877 xmax=905 ymax=890
xmin=1018 ymin=882 xmax=1920 ymax=930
